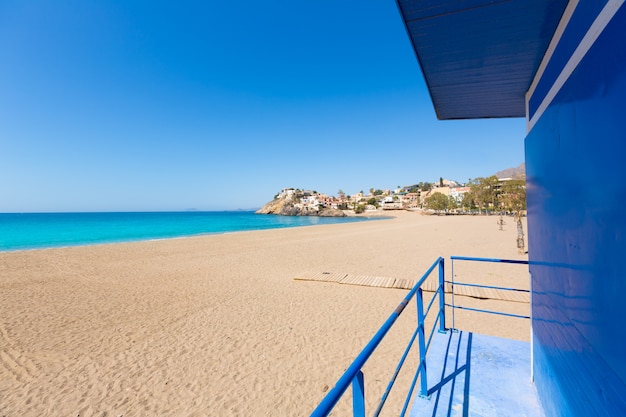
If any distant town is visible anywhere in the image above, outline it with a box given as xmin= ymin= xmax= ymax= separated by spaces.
xmin=264 ymin=168 xmax=527 ymax=216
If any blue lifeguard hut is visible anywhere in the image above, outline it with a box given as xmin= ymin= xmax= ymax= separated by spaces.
xmin=311 ymin=1 xmax=626 ymax=416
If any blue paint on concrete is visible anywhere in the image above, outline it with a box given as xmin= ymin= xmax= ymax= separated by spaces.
xmin=410 ymin=331 xmax=544 ymax=417
xmin=527 ymin=0 xmax=609 ymax=119
xmin=526 ymin=3 xmax=626 ymax=415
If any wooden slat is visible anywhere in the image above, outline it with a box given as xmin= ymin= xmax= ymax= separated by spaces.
xmin=370 ymin=276 xmax=382 ymax=287
xmin=294 ymin=271 xmax=530 ymax=303
xmin=339 ymin=275 xmax=354 ymax=285
xmin=395 ymin=278 xmax=407 ymax=289
xmin=357 ymin=275 xmax=366 ymax=285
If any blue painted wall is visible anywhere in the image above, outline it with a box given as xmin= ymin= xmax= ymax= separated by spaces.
xmin=526 ymin=3 xmax=626 ymax=415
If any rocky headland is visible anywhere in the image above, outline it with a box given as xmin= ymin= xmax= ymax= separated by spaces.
xmin=255 ymin=191 xmax=346 ymax=217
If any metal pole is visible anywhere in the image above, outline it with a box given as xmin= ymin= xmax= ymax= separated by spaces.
xmin=438 ymin=257 xmax=446 ymax=332
xmin=451 ymin=257 xmax=456 ymax=330
xmin=416 ymin=288 xmax=428 ymax=397
xmin=352 ymin=370 xmax=365 ymax=417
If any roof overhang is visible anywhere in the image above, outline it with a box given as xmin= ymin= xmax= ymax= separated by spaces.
xmin=396 ymin=0 xmax=569 ymax=120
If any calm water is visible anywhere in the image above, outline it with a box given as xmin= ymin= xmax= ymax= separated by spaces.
xmin=0 ymin=211 xmax=376 ymax=252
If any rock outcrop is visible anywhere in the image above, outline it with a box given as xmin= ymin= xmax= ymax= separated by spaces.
xmin=255 ymin=194 xmax=346 ymax=217
xmin=317 ymin=207 xmax=347 ymax=217
xmin=255 ymin=197 xmax=292 ymax=215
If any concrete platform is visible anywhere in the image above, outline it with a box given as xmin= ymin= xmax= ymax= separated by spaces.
xmin=410 ymin=331 xmax=545 ymax=417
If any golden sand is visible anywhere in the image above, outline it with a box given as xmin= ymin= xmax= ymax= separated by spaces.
xmin=0 ymin=212 xmax=528 ymax=416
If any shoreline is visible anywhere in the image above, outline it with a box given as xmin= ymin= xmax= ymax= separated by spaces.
xmin=0 ymin=212 xmax=529 ymax=416
xmin=0 ymin=211 xmax=388 ymax=253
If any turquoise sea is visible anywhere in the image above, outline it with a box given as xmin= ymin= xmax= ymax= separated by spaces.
xmin=0 ymin=211 xmax=376 ymax=252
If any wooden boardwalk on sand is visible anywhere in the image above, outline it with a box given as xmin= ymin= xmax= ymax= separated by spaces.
xmin=294 ymin=272 xmax=529 ymax=303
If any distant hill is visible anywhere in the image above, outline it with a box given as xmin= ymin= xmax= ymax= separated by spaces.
xmin=495 ymin=163 xmax=525 ymax=179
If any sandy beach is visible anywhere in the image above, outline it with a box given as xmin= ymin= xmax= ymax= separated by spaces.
xmin=0 ymin=212 xmax=529 ymax=416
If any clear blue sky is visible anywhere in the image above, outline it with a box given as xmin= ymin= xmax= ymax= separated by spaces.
xmin=0 ymin=1 xmax=526 ymax=212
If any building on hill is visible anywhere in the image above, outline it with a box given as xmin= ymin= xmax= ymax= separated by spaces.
xmin=439 ymin=179 xmax=458 ymax=187
xmin=449 ymin=186 xmax=470 ymax=204
xmin=277 ymin=188 xmax=296 ymax=199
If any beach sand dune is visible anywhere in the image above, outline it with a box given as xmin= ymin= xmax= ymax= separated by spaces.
xmin=0 ymin=212 xmax=528 ymax=416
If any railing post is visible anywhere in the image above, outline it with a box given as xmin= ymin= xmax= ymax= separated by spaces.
xmin=416 ymin=288 xmax=428 ymax=397
xmin=450 ymin=258 xmax=456 ymax=331
xmin=352 ymin=370 xmax=365 ymax=417
xmin=438 ymin=257 xmax=446 ymax=333
xmin=310 ymin=257 xmax=443 ymax=417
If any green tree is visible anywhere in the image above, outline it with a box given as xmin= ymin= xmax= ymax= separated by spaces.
xmin=424 ymin=192 xmax=450 ymax=213
xmin=448 ymin=195 xmax=458 ymax=210
xmin=500 ymin=179 xmax=526 ymax=213
xmin=419 ymin=182 xmax=433 ymax=192
xmin=469 ymin=176 xmax=499 ymax=213
xmin=461 ymin=191 xmax=476 ymax=211
xmin=367 ymin=197 xmax=379 ymax=207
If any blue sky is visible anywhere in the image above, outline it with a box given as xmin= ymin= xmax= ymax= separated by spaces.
xmin=0 ymin=1 xmax=526 ymax=212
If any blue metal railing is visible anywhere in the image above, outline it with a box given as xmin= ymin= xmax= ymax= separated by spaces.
xmin=449 ymin=256 xmax=530 ymax=328
xmin=310 ymin=255 xmax=530 ymax=417
xmin=310 ymin=257 xmax=446 ymax=417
